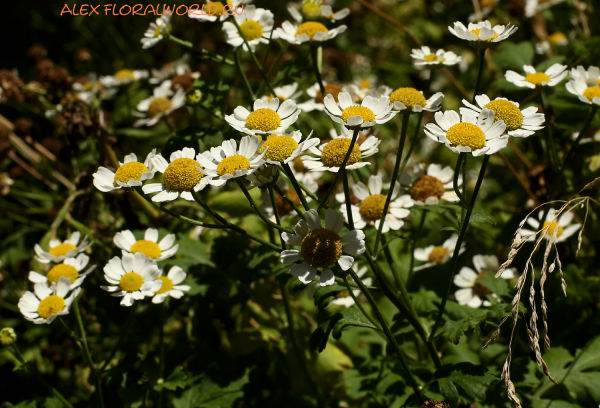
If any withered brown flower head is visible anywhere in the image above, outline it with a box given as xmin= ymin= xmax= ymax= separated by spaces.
xmin=171 ymin=74 xmax=194 ymax=92
xmin=13 ymin=118 xmax=33 ymax=136
xmin=35 ymin=59 xmax=55 ymax=80
xmin=26 ymin=44 xmax=48 ymax=62
xmin=45 ymin=67 xmax=73 ymax=93
xmin=75 ymin=48 xmax=92 ymax=62
xmin=0 ymin=69 xmax=24 ymax=102
xmin=61 ymin=99 xmax=93 ymax=139
xmin=420 ymin=399 xmax=450 ymax=408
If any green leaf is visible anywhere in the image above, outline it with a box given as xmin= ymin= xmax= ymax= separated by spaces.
xmin=535 ymin=55 xmax=566 ymax=73
xmin=313 ymin=284 xmax=347 ymax=311
xmin=434 ymin=363 xmax=496 ymax=405
xmin=476 ymin=272 xmax=509 ymax=297
xmin=438 ymin=378 xmax=459 ymax=407
xmin=443 ymin=320 xmax=470 ymax=345
xmin=154 ymin=366 xmax=188 ymax=391
xmin=310 ymin=312 xmax=343 ymax=352
xmin=440 ymin=226 xmax=458 ymax=233
xmin=175 ymin=235 xmax=215 ymax=268
xmin=469 ymin=209 xmax=496 ymax=225
xmin=42 ymin=398 xmax=63 ymax=408
xmin=491 ymin=42 xmax=534 ymax=71
xmin=115 ymin=127 xmax=169 ymax=138
xmin=332 ymin=309 xmax=378 ymax=340
xmin=1 ymin=402 xmax=37 ymax=408
xmin=172 ymin=369 xmax=249 ymax=408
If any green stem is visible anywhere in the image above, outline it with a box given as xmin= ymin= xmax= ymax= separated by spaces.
xmin=342 ymin=170 xmax=354 ymax=230
xmin=342 ymin=272 xmax=381 ymax=330
xmin=429 ymin=155 xmax=490 ymax=340
xmin=407 ymin=209 xmax=427 ymax=284
xmin=9 ymin=345 xmax=75 ymax=408
xmin=157 ymin=302 xmax=165 ymax=408
xmin=268 ymin=186 xmax=285 ymax=249
xmin=373 ymin=112 xmax=411 ymax=258
xmin=317 ymin=128 xmax=361 ymax=213
xmin=166 ymin=34 xmax=233 ymax=64
xmin=282 ymin=163 xmax=310 ymax=211
xmin=272 ymin=183 xmax=305 ymax=219
xmin=236 ymin=180 xmax=293 ymax=233
xmin=234 ymin=47 xmax=255 ymax=101
xmin=453 ymin=153 xmax=469 ymax=208
xmin=560 ymin=106 xmax=598 ymax=171
xmin=538 ymin=89 xmax=559 ymax=172
xmin=310 ymin=43 xmax=326 ymax=97
xmin=473 ymin=49 xmax=486 ymax=102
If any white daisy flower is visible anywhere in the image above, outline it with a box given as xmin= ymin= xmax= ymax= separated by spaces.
xmin=246 ymin=165 xmax=280 ymax=188
xmin=323 ymin=92 xmax=396 ymax=129
xmin=273 ymin=20 xmax=347 ymax=44
xmin=150 ymin=55 xmax=192 ymax=84
xmin=73 ymin=73 xmax=117 ymax=103
xmin=460 ymin=94 xmax=545 ymax=138
xmin=100 ymin=69 xmax=148 ymax=88
xmin=566 ymin=66 xmax=600 ymax=106
xmin=288 ymin=0 xmax=350 ymax=23
xmin=196 ymin=136 xmax=268 ymax=185
xmin=454 ymin=254 xmax=516 ymax=308
xmin=188 ymin=0 xmax=252 ymax=22
xmin=414 ymin=234 xmax=466 ymax=271
xmin=520 ymin=209 xmax=581 ymax=243
xmin=34 ymin=232 xmax=92 ymax=264
xmin=535 ymin=32 xmax=568 ymax=54
xmin=114 ymin=228 xmax=179 ymax=262
xmin=330 ymin=264 xmax=371 ymax=307
xmin=297 ymin=82 xmax=350 ymax=112
xmin=411 ymin=46 xmax=462 ymax=66
xmin=93 ymin=150 xmax=157 ymax=192
xmin=525 ymin=0 xmax=565 ymax=17
xmin=505 ymin=63 xmax=568 ymax=89
xmin=280 ymin=209 xmax=366 ymax=286
xmin=134 ymin=88 xmax=186 ymax=127
xmin=101 ymin=253 xmax=162 ymax=307
xmin=402 ymin=163 xmax=461 ymax=206
xmin=143 ymin=147 xmax=215 ymax=202
xmin=302 ymin=131 xmax=380 ymax=173
xmin=260 ymin=83 xmax=302 ymax=105
xmin=571 ymin=129 xmax=600 ymax=144
xmin=389 ymin=87 xmax=444 ymax=113
xmin=336 ymin=175 xmax=412 ymax=233
xmin=259 ymin=130 xmax=320 ymax=166
xmin=18 ymin=278 xmax=81 ymax=324
xmin=152 ymin=266 xmax=191 ymax=304
xmin=424 ymin=109 xmax=508 ymax=156
xmin=448 ymin=20 xmax=517 ymax=46
xmin=222 ymin=5 xmax=274 ymax=51
xmin=29 ymin=254 xmax=95 ymax=290
xmin=141 ymin=13 xmax=171 ymax=49
xmin=225 ymin=98 xmax=301 ymax=136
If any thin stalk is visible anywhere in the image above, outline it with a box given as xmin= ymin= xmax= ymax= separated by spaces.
xmin=538 ymin=89 xmax=558 ymax=172
xmin=342 ymin=272 xmax=381 ymax=330
xmin=99 ymin=308 xmax=135 ymax=373
xmin=282 ymin=163 xmax=310 ymax=211
xmin=473 ymin=49 xmax=486 ymax=102
xmin=272 ymin=183 xmax=305 ymax=219
xmin=268 ymin=186 xmax=285 ymax=249
xmin=257 ymin=42 xmax=289 ymax=96
xmin=408 ymin=210 xmax=427 ymax=283
xmin=234 ymin=47 xmax=255 ymax=101
xmin=342 ymin=170 xmax=354 ymax=229
xmin=453 ymin=153 xmax=469 ymax=208
xmin=73 ymin=300 xmax=105 ymax=408
xmin=347 ymin=267 xmax=425 ymax=400
xmin=429 ymin=155 xmax=490 ymax=340
xmin=9 ymin=345 xmax=75 ymax=408
xmin=166 ymin=34 xmax=233 ymax=64
xmin=317 ymin=128 xmax=361 ymax=213
xmin=310 ymin=43 xmax=326 ymax=97
xmin=236 ymin=180 xmax=293 ymax=233
xmin=373 ymin=112 xmax=411 ymax=258
xmin=560 ymin=106 xmax=598 ymax=171
xmin=157 ymin=302 xmax=165 ymax=408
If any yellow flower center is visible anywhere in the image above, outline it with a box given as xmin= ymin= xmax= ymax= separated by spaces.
xmin=154 ymin=24 xmax=164 ymax=38
xmin=341 ymin=106 xmax=376 ymax=124
xmin=321 ymin=138 xmax=362 ymax=167
xmin=315 ymin=84 xmax=344 ymax=103
xmin=410 ymin=175 xmax=445 ymax=202
xmin=130 ymin=240 xmax=162 ymax=259
xmin=154 ymin=276 xmax=174 ymax=295
xmin=301 ymin=1 xmax=322 ymax=18
xmin=292 ymin=156 xmax=308 ymax=172
xmin=549 ymin=32 xmax=567 ymax=45
xmin=267 ymin=95 xmax=287 ymax=102
xmin=473 ymin=274 xmax=493 ymax=296
xmin=147 ymin=97 xmax=172 ymax=118
xmin=47 ymin=264 xmax=79 ymax=285
xmin=300 ymin=228 xmax=343 ymax=268
xmin=259 ymin=135 xmax=299 ymax=163
xmin=423 ymin=55 xmax=443 ymax=63
xmin=446 ymin=122 xmax=487 ymax=151
xmin=543 ymin=221 xmax=564 ymax=237
xmin=525 ymin=72 xmax=551 ymax=86
xmin=119 ymin=272 xmax=144 ymax=293
xmin=240 ymin=20 xmax=263 ymax=41
xmin=113 ymin=162 xmax=150 ymax=187
xmin=358 ymin=78 xmax=372 ymax=89
xmin=483 ymin=100 xmax=524 ymax=131
xmin=583 ymin=86 xmax=600 ymax=102
xmin=37 ymin=295 xmax=65 ymax=319
xmin=49 ymin=243 xmax=77 ymax=257
xmin=206 ymin=1 xmax=231 ymax=15
xmin=115 ymin=69 xmax=136 ymax=82
xmin=389 ymin=87 xmax=427 ymax=110
xmin=245 ymin=108 xmax=281 ymax=132
xmin=428 ymin=246 xmax=450 ymax=264
xmin=163 ymin=158 xmax=204 ymax=192
xmin=359 ymin=194 xmax=387 ymax=221
xmin=296 ymin=22 xmax=329 ymax=40
xmin=217 ymin=154 xmax=251 ymax=176
xmin=470 ymin=28 xmax=499 ymax=41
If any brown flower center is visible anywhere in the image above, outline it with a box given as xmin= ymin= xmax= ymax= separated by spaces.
xmin=410 ymin=175 xmax=445 ymax=202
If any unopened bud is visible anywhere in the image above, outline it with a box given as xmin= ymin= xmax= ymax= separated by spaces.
xmin=0 ymin=328 xmax=17 ymax=345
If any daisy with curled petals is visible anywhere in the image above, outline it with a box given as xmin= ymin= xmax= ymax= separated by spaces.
xmin=414 ymin=234 xmax=465 ymax=271
xmin=29 ymin=254 xmax=95 ymax=291
xmin=261 ymin=83 xmax=302 ymax=105
xmin=101 ymin=253 xmax=162 ymax=307
xmin=424 ymin=109 xmax=508 ymax=156
xmin=259 ymin=130 xmax=320 ymax=166
xmin=302 ymin=131 xmax=380 ymax=173
xmin=222 ymin=6 xmax=274 ymax=52
xmin=188 ymin=0 xmax=251 ymax=23
xmin=196 ymin=136 xmax=268 ymax=185
xmin=225 ymin=98 xmax=300 ymax=136
xmin=19 ymin=278 xmax=81 ymax=324
xmin=280 ymin=209 xmax=366 ymax=286
xmin=449 ymin=20 xmax=518 ymax=47
xmin=520 ymin=209 xmax=581 ymax=243
xmin=141 ymin=13 xmax=171 ymax=49
xmin=454 ymin=255 xmax=516 ymax=308
xmin=460 ymin=95 xmax=544 ymax=137
xmin=100 ymin=69 xmax=148 ymax=88
xmin=274 ymin=20 xmax=347 ymax=45
xmin=114 ymin=228 xmax=179 ymax=262
xmin=152 ymin=266 xmax=191 ymax=304
xmin=411 ymin=46 xmax=462 ymax=67
xmin=566 ymin=66 xmax=600 ymax=106
xmin=525 ymin=0 xmax=565 ymax=18
xmin=330 ymin=264 xmax=371 ymax=307
xmin=143 ymin=147 xmax=215 ymax=202
xmin=389 ymin=87 xmax=444 ymax=113
xmin=34 ymin=232 xmax=92 ymax=264
xmin=297 ymin=82 xmax=348 ymax=112
xmin=134 ymin=88 xmax=185 ymax=127
xmin=323 ymin=92 xmax=396 ymax=129
xmin=505 ymin=64 xmax=568 ymax=89
xmin=336 ymin=175 xmax=412 ymax=233
xmin=402 ymin=163 xmax=461 ymax=206
xmin=93 ymin=150 xmax=156 ymax=192
xmin=288 ymin=0 xmax=350 ymax=24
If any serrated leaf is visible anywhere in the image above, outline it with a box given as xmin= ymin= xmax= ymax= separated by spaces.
xmin=438 ymin=378 xmax=459 ymax=407
xmin=154 ymin=366 xmax=188 ymax=392
xmin=434 ymin=363 xmax=496 ymax=403
xmin=332 ymin=309 xmax=378 ymax=340
xmin=443 ymin=320 xmax=470 ymax=345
